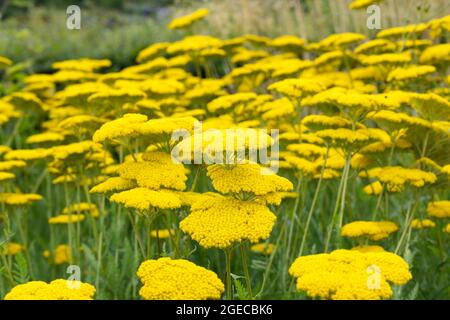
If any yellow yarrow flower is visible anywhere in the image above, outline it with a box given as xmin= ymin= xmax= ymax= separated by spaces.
xmin=89 ymin=177 xmax=136 ymax=194
xmin=168 ymin=8 xmax=209 ymax=30
xmin=109 ymin=188 xmax=181 ymax=213
xmin=137 ymin=257 xmax=223 ymax=300
xmin=251 ymin=243 xmax=275 ymax=255
xmin=341 ymin=221 xmax=398 ymax=241
xmin=427 ymin=201 xmax=450 ymax=218
xmin=4 ymin=279 xmax=95 ymax=300
xmin=48 ymin=214 xmax=85 ymax=224
xmin=117 ymin=152 xmax=187 ymax=191
xmin=180 ymin=195 xmax=276 ymax=249
xmin=1 ymin=242 xmax=25 ymax=256
xmin=0 ymin=193 xmax=42 ymax=206
xmin=411 ymin=219 xmax=436 ymax=229
xmin=207 ymin=163 xmax=292 ymax=196
xmin=289 ymin=249 xmax=412 ymax=300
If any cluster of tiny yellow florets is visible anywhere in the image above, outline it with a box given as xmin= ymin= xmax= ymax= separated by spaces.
xmin=289 ymin=249 xmax=412 ymax=300
xmin=4 ymin=279 xmax=96 ymax=300
xmin=136 ymin=257 xmax=224 ymax=300
xmin=341 ymin=221 xmax=398 ymax=241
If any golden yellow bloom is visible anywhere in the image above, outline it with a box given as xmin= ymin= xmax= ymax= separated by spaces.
xmin=351 ymin=245 xmax=385 ymax=253
xmin=377 ymin=23 xmax=428 ymax=38
xmin=250 ymin=243 xmax=275 ymax=255
xmin=136 ymin=42 xmax=170 ymax=63
xmin=89 ymin=177 xmax=136 ymax=194
xmin=360 ymin=52 xmax=411 ymax=65
xmin=419 ymin=44 xmax=450 ymax=64
xmin=269 ymin=35 xmax=305 ymax=51
xmin=341 ymin=221 xmax=398 ymax=241
xmin=349 ymin=0 xmax=383 ymax=10
xmin=363 ymin=181 xmax=383 ymax=195
xmin=168 ymin=8 xmax=209 ymax=29
xmin=93 ymin=113 xmax=148 ymax=143
xmin=149 ymin=229 xmax=174 ymax=239
xmin=5 ymin=148 xmax=50 ymax=161
xmin=411 ymin=219 xmax=436 ymax=229
xmin=0 ymin=55 xmax=13 ymax=68
xmin=318 ymin=32 xmax=365 ymax=49
xmin=110 ymin=188 xmax=181 ymax=213
xmin=289 ymin=249 xmax=412 ymax=300
xmin=52 ymin=58 xmax=111 ymax=72
xmin=444 ymin=223 xmax=450 ymax=233
xmin=387 ymin=65 xmax=436 ymax=82
xmin=207 ymin=163 xmax=293 ymax=196
xmin=48 ymin=214 xmax=85 ymax=224
xmin=268 ymin=78 xmax=326 ymax=97
xmin=26 ymin=132 xmax=65 ymax=145
xmin=117 ymin=152 xmax=187 ymax=191
xmin=368 ymin=166 xmax=437 ymax=192
xmin=167 ymin=35 xmax=222 ymax=55
xmin=0 ymin=193 xmax=42 ymax=206
xmin=44 ymin=245 xmax=72 ymax=264
xmin=1 ymin=242 xmax=25 ymax=256
xmin=427 ymin=201 xmax=450 ymax=218
xmin=63 ymin=202 xmax=99 ymax=218
xmin=137 ymin=257 xmax=223 ymax=300
xmin=0 ymin=171 xmax=15 ymax=182
xmin=4 ymin=279 xmax=95 ymax=300
xmin=207 ymin=93 xmax=257 ymax=113
xmin=180 ymin=196 xmax=276 ymax=248
xmin=410 ymin=93 xmax=450 ymax=121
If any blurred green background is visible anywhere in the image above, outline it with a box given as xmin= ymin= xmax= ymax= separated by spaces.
xmin=0 ymin=0 xmax=448 ymax=74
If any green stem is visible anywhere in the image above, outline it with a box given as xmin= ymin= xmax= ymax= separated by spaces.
xmin=240 ymin=243 xmax=253 ymax=299
xmin=225 ymin=247 xmax=233 ymax=300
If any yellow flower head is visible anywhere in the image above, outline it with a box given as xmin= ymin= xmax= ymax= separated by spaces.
xmin=180 ymin=195 xmax=276 ymax=249
xmin=289 ymin=249 xmax=412 ymax=300
xmin=89 ymin=177 xmax=136 ymax=194
xmin=149 ymin=229 xmax=175 ymax=239
xmin=351 ymin=245 xmax=385 ymax=253
xmin=137 ymin=257 xmax=223 ymax=300
xmin=0 ymin=171 xmax=15 ymax=182
xmin=207 ymin=163 xmax=293 ymax=196
xmin=387 ymin=65 xmax=436 ymax=82
xmin=427 ymin=201 xmax=450 ymax=218
xmin=377 ymin=23 xmax=428 ymax=39
xmin=419 ymin=44 xmax=450 ymax=65
xmin=110 ymin=188 xmax=181 ymax=213
xmin=136 ymin=42 xmax=170 ymax=63
xmin=168 ymin=8 xmax=209 ymax=30
xmin=117 ymin=152 xmax=187 ymax=191
xmin=207 ymin=93 xmax=257 ymax=113
xmin=0 ymin=193 xmax=42 ymax=206
xmin=341 ymin=221 xmax=398 ymax=241
xmin=318 ymin=32 xmax=365 ymax=50
xmin=44 ymin=244 xmax=73 ymax=265
xmin=48 ymin=214 xmax=85 ymax=224
xmin=251 ymin=243 xmax=275 ymax=255
xmin=349 ymin=0 xmax=383 ymax=10
xmin=411 ymin=219 xmax=436 ymax=229
xmin=63 ymin=202 xmax=99 ymax=218
xmin=4 ymin=279 xmax=95 ymax=300
xmin=52 ymin=58 xmax=111 ymax=72
xmin=268 ymin=78 xmax=326 ymax=98
xmin=369 ymin=166 xmax=437 ymax=192
xmin=1 ymin=242 xmax=25 ymax=256
xmin=0 ymin=55 xmax=13 ymax=69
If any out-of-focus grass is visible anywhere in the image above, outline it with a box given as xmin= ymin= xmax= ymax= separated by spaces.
xmin=0 ymin=6 xmax=174 ymax=73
